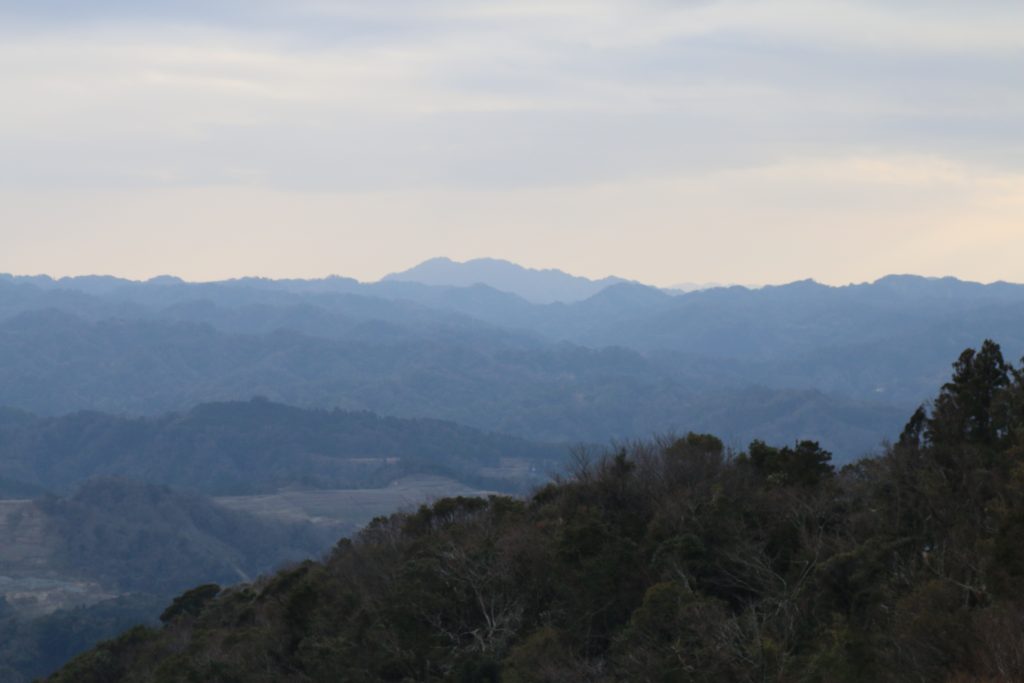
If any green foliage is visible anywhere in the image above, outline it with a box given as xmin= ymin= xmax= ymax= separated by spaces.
xmin=744 ymin=439 xmax=834 ymax=486
xmin=928 ymin=340 xmax=1013 ymax=447
xmin=45 ymin=344 xmax=1024 ymax=682
xmin=502 ymin=627 xmax=577 ymax=683
xmin=160 ymin=585 xmax=221 ymax=624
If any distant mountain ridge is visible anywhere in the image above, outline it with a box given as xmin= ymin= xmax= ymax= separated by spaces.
xmin=381 ymin=257 xmax=628 ymax=303
xmin=1 ymin=267 xmax=1022 ymax=457
xmin=0 ymin=311 xmax=903 ymax=457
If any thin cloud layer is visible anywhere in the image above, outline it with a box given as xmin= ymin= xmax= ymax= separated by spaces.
xmin=1 ymin=1 xmax=1022 ymax=284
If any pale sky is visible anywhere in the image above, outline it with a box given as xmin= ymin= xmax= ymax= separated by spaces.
xmin=1 ymin=0 xmax=1022 ymax=286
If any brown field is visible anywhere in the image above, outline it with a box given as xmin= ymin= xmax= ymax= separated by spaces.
xmin=214 ymin=474 xmax=498 ymax=534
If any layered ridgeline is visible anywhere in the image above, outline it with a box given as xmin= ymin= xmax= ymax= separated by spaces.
xmin=6 ymin=266 xmax=1024 ymax=457
xmin=49 ymin=342 xmax=1024 ymax=682
xmin=0 ymin=310 xmax=900 ymax=457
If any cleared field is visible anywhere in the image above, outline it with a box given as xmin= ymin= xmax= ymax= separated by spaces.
xmin=0 ymin=501 xmax=115 ymax=616
xmin=0 ymin=500 xmax=54 ymax=571
xmin=0 ymin=476 xmax=501 ymax=615
xmin=214 ymin=475 xmax=498 ymax=533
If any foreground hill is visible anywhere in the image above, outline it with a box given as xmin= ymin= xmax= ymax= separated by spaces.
xmin=0 ymin=400 xmax=564 ymax=496
xmin=50 ymin=342 xmax=1024 ymax=682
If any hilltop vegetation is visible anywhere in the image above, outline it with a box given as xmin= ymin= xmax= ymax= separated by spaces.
xmin=50 ymin=341 xmax=1024 ymax=682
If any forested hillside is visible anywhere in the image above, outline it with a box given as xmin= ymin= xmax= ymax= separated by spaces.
xmin=0 ymin=399 xmax=562 ymax=679
xmin=0 ymin=479 xmax=332 ymax=682
xmin=0 ymin=310 xmax=904 ymax=458
xmin=2 ymin=270 xmax=1023 ymax=458
xmin=37 ymin=479 xmax=332 ymax=593
xmin=50 ymin=341 xmax=1024 ymax=682
xmin=0 ymin=400 xmax=563 ymax=496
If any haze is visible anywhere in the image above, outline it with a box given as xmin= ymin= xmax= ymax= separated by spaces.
xmin=1 ymin=0 xmax=1022 ymax=286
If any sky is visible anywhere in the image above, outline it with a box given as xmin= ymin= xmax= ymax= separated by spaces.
xmin=1 ymin=0 xmax=1022 ymax=287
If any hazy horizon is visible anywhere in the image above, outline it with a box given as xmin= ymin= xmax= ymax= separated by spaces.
xmin=3 ymin=255 xmax=1023 ymax=291
xmin=2 ymin=1 xmax=1023 ymax=287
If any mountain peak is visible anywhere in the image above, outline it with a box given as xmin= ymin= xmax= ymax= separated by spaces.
xmin=381 ymin=257 xmax=627 ymax=304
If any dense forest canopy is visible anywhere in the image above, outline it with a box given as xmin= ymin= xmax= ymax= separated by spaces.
xmin=50 ymin=341 xmax=1024 ymax=682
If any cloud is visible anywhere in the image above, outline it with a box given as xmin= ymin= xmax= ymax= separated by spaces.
xmin=2 ymin=8 xmax=1021 ymax=191
xmin=0 ymin=0 xmax=1021 ymax=282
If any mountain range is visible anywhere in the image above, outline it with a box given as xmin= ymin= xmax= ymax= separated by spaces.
xmin=2 ymin=258 xmax=1022 ymax=679
xmin=2 ymin=261 xmax=1022 ymax=459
